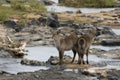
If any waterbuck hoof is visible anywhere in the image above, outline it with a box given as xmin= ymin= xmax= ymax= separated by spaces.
xmin=59 ymin=62 xmax=63 ymax=65
xmin=86 ymin=61 xmax=89 ymax=64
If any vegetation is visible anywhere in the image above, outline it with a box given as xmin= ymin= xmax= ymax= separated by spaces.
xmin=0 ymin=0 xmax=46 ymax=23
xmin=60 ymin=0 xmax=117 ymax=8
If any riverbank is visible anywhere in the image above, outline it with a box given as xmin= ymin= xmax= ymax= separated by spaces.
xmin=0 ymin=68 xmax=119 ymax=80
xmin=58 ymin=8 xmax=120 ymax=28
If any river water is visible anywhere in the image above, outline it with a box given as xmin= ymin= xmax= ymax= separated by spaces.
xmin=46 ymin=5 xmax=115 ymax=13
xmin=0 ymin=0 xmax=120 ymax=74
xmin=46 ymin=0 xmax=115 ymax=13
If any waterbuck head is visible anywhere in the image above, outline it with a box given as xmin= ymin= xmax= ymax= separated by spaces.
xmin=50 ymin=29 xmax=61 ymax=41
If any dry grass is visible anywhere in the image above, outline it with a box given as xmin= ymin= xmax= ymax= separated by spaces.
xmin=58 ymin=11 xmax=120 ymax=28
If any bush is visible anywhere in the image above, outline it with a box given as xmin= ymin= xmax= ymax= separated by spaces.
xmin=60 ymin=0 xmax=116 ymax=8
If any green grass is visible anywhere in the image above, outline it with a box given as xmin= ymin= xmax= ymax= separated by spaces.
xmin=10 ymin=0 xmax=46 ymax=13
xmin=0 ymin=0 xmax=46 ymax=23
xmin=0 ymin=6 xmax=26 ymax=23
xmin=60 ymin=0 xmax=117 ymax=8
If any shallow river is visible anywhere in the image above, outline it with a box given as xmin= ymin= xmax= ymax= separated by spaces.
xmin=46 ymin=0 xmax=115 ymax=13
xmin=0 ymin=0 xmax=120 ymax=74
xmin=1 ymin=28 xmax=120 ymax=74
xmin=46 ymin=5 xmax=115 ymax=13
xmin=0 ymin=45 xmax=120 ymax=74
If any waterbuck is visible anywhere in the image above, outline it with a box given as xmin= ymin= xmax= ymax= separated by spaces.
xmin=77 ymin=27 xmax=96 ymax=64
xmin=52 ymin=29 xmax=79 ymax=65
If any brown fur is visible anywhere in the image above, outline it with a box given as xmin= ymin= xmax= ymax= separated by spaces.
xmin=52 ymin=27 xmax=96 ymax=65
xmin=52 ymin=29 xmax=78 ymax=65
xmin=77 ymin=27 xmax=96 ymax=64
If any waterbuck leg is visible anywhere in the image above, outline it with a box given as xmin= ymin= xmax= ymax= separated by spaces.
xmin=78 ymin=52 xmax=81 ymax=64
xmin=71 ymin=49 xmax=76 ymax=63
xmin=86 ymin=49 xmax=89 ymax=64
xmin=81 ymin=53 xmax=85 ymax=64
xmin=59 ymin=50 xmax=64 ymax=65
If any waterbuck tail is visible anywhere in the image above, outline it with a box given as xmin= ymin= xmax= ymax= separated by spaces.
xmin=78 ymin=38 xmax=86 ymax=49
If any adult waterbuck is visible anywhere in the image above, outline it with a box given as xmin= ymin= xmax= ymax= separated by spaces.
xmin=77 ymin=27 xmax=96 ymax=64
xmin=52 ymin=29 xmax=79 ymax=65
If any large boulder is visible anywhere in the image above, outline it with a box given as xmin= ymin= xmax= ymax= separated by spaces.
xmin=47 ymin=13 xmax=60 ymax=28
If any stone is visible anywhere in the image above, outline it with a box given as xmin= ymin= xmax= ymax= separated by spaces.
xmin=47 ymin=13 xmax=60 ymax=28
xmin=4 ymin=20 xmax=21 ymax=32
xmin=101 ymin=39 xmax=120 ymax=46
xmin=43 ymin=0 xmax=55 ymax=5
xmin=21 ymin=59 xmax=46 ymax=66
xmin=76 ymin=9 xmax=82 ymax=14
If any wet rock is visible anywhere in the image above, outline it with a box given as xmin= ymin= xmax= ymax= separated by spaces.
xmin=21 ymin=59 xmax=46 ymax=66
xmin=0 ymin=46 xmax=26 ymax=58
xmin=106 ymin=70 xmax=120 ymax=80
xmin=84 ymin=69 xmax=117 ymax=78
xmin=94 ymin=34 xmax=116 ymax=45
xmin=90 ymin=48 xmax=120 ymax=59
xmin=96 ymin=26 xmax=116 ymax=37
xmin=76 ymin=9 xmax=82 ymax=14
xmin=0 ymin=47 xmax=13 ymax=58
xmin=94 ymin=26 xmax=117 ymax=44
xmin=65 ymin=11 xmax=73 ymax=13
xmin=101 ymin=39 xmax=120 ymax=46
xmin=46 ymin=56 xmax=59 ymax=65
xmin=46 ymin=55 xmax=73 ymax=65
xmin=43 ymin=0 xmax=55 ymax=5
xmin=4 ymin=20 xmax=21 ymax=32
xmin=47 ymin=13 xmax=60 ymax=28
xmin=30 ymin=18 xmax=39 ymax=26
xmin=60 ymin=20 xmax=74 ymax=27
xmin=37 ymin=17 xmax=47 ymax=26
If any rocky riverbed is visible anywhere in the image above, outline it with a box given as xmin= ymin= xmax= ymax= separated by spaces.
xmin=0 ymin=7 xmax=120 ymax=80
